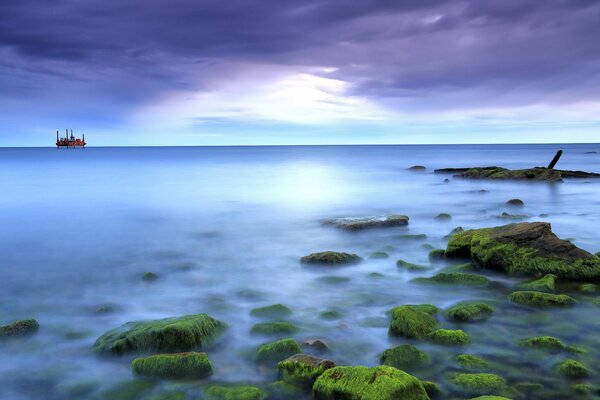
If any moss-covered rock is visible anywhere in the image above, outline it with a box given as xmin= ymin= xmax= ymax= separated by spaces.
xmin=556 ymin=359 xmax=589 ymax=378
xmin=131 ymin=352 xmax=212 ymax=378
xmin=395 ymin=234 xmax=428 ymax=240
xmin=302 ymin=339 xmax=329 ymax=353
xmin=469 ymin=397 xmax=511 ymax=400
xmin=413 ymin=273 xmax=490 ymax=287
xmin=506 ymin=198 xmax=524 ymax=207
xmin=319 ymin=310 xmax=342 ymax=320
xmin=256 ymin=338 xmax=302 ymax=364
xmin=450 ymin=373 xmax=506 ymax=395
xmin=0 ymin=319 xmax=39 ymax=337
xmin=388 ymin=304 xmax=439 ymax=339
xmin=456 ymin=166 xmax=562 ymax=181
xmin=519 ymin=336 xmax=566 ymax=352
xmin=457 ymin=354 xmax=488 ymax=370
xmin=579 ymin=283 xmax=598 ymax=293
xmin=447 ymin=302 xmax=494 ymax=322
xmin=277 ymin=354 xmax=335 ymax=388
xmin=266 ymin=381 xmax=304 ymax=399
xmin=98 ymin=380 xmax=155 ymax=400
xmin=572 ymin=383 xmax=597 ymax=394
xmin=316 ymin=276 xmax=351 ymax=284
xmin=445 ymin=222 xmax=600 ymax=279
xmin=205 ymin=385 xmax=267 ymax=400
xmin=370 ymin=251 xmax=389 ymax=259
xmin=300 ymin=251 xmax=361 ymax=265
xmin=322 ymin=215 xmax=409 ymax=231
xmin=509 ymin=291 xmax=576 ymax=307
xmin=250 ymin=304 xmax=292 ymax=319
xmin=428 ymin=249 xmax=446 ymax=260
xmin=421 ymin=380 xmax=441 ymax=397
xmin=396 ymin=259 xmax=428 ymax=271
xmin=312 ymin=366 xmax=429 ymax=400
xmin=516 ymin=274 xmax=556 ymax=292
xmin=427 ymin=329 xmax=470 ymax=345
xmin=93 ymin=314 xmax=225 ymax=355
xmin=435 ymin=213 xmax=452 ymax=220
xmin=497 ymin=212 xmax=529 ymax=220
xmin=445 ymin=226 xmax=465 ymax=239
xmin=379 ymin=344 xmax=429 ymax=370
xmin=250 ymin=322 xmax=299 ymax=336
xmin=142 ymin=272 xmax=159 ymax=281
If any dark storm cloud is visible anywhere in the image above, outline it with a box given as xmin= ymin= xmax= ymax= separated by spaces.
xmin=1 ymin=0 xmax=600 ymax=112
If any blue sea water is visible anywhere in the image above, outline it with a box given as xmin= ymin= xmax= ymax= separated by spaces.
xmin=1 ymin=144 xmax=600 ymax=399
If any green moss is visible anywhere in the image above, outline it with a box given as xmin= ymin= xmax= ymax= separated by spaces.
xmin=516 ymin=274 xmax=556 ymax=292
xmin=300 ymin=251 xmax=361 ymax=265
xmin=205 ymin=385 xmax=267 ymax=400
xmin=468 ymin=397 xmax=512 ymax=400
xmin=277 ymin=354 xmax=335 ymax=388
xmin=572 ymin=383 xmax=597 ymax=394
xmin=427 ymin=329 xmax=470 ymax=345
xmin=421 ymin=381 xmax=441 ymax=397
xmin=312 ymin=366 xmax=429 ymax=400
xmin=319 ymin=310 xmax=342 ymax=320
xmin=379 ymin=345 xmax=429 ymax=370
xmin=579 ymin=283 xmax=598 ymax=293
xmin=435 ymin=213 xmax=452 ymax=220
xmin=266 ymin=381 xmax=304 ymax=399
xmin=413 ymin=272 xmax=490 ymax=287
xmin=388 ymin=305 xmax=439 ymax=339
xmin=250 ymin=322 xmax=299 ymax=336
xmin=509 ymin=291 xmax=576 ymax=307
xmin=445 ymin=226 xmax=465 ymax=239
xmin=566 ymin=345 xmax=587 ymax=354
xmin=396 ymin=259 xmax=428 ymax=271
xmin=317 ymin=276 xmax=351 ymax=284
xmin=428 ymin=249 xmax=446 ymax=260
xmin=556 ymin=359 xmax=589 ymax=378
xmin=447 ymin=302 xmax=494 ymax=322
xmin=142 ymin=272 xmax=159 ymax=281
xmin=98 ymin=380 xmax=155 ymax=400
xmin=255 ymin=338 xmax=301 ymax=364
xmin=395 ymin=234 xmax=428 ymax=240
xmin=457 ymin=354 xmax=488 ymax=370
xmin=512 ymin=382 xmax=543 ymax=394
xmin=93 ymin=314 xmax=226 ymax=355
xmin=370 ymin=252 xmax=389 ymax=259
xmin=450 ymin=373 xmax=506 ymax=395
xmin=519 ymin=336 xmax=565 ymax=352
xmin=131 ymin=352 xmax=212 ymax=378
xmin=250 ymin=304 xmax=292 ymax=319
xmin=0 ymin=319 xmax=39 ymax=337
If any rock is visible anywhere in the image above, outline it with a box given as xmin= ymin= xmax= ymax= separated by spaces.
xmin=450 ymin=373 xmax=506 ymax=395
xmin=277 ymin=354 xmax=335 ymax=388
xmin=427 ymin=329 xmax=470 ymax=345
xmin=469 ymin=397 xmax=511 ymax=400
xmin=497 ymin=212 xmax=529 ymax=220
xmin=516 ymin=274 xmax=556 ymax=292
xmin=445 ymin=222 xmax=600 ymax=279
xmin=408 ymin=165 xmax=426 ymax=170
xmin=447 ymin=302 xmax=494 ymax=322
xmin=443 ymin=178 xmax=450 ymax=183
xmin=94 ymin=305 xmax=116 ymax=314
xmin=322 ymin=215 xmax=409 ymax=231
xmin=394 ymin=233 xmax=427 ymax=240
xmin=396 ymin=259 xmax=428 ymax=271
xmin=369 ymin=251 xmax=389 ymax=259
xmin=579 ymin=283 xmax=598 ymax=293
xmin=505 ymin=199 xmax=524 ymax=206
xmin=388 ymin=305 xmax=439 ymax=339
xmin=0 ymin=319 xmax=39 ymax=338
xmin=421 ymin=381 xmax=442 ymax=397
xmin=428 ymin=249 xmax=446 ymax=260
xmin=250 ymin=304 xmax=292 ymax=319
xmin=380 ymin=344 xmax=429 ymax=370
xmin=142 ymin=272 xmax=158 ymax=281
xmin=435 ymin=213 xmax=452 ymax=220
xmin=413 ymin=273 xmax=490 ymax=287
xmin=436 ymin=166 xmax=600 ymax=180
xmin=444 ymin=226 xmax=464 ymax=239
xmin=256 ymin=338 xmax=302 ymax=364
xmin=205 ymin=386 xmax=266 ymax=400
xmin=93 ymin=314 xmax=225 ymax=356
xmin=300 ymin=251 xmax=361 ymax=265
xmin=316 ymin=276 xmax=351 ymax=284
xmin=319 ymin=310 xmax=342 ymax=320
xmin=131 ymin=352 xmax=212 ymax=378
xmin=457 ymin=354 xmax=488 ymax=370
xmin=312 ymin=366 xmax=429 ymax=400
xmin=572 ymin=383 xmax=597 ymax=394
xmin=519 ymin=336 xmax=565 ymax=352
xmin=266 ymin=381 xmax=304 ymax=399
xmin=302 ymin=339 xmax=329 ymax=352
xmin=555 ymin=359 xmax=589 ymax=378
xmin=509 ymin=291 xmax=576 ymax=307
xmin=250 ymin=322 xmax=299 ymax=336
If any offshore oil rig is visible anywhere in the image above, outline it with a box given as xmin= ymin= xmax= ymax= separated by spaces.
xmin=56 ymin=129 xmax=86 ymax=148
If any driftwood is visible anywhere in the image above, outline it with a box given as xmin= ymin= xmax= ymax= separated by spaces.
xmin=547 ymin=150 xmax=563 ymax=169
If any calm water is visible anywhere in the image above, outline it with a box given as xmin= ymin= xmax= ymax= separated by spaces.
xmin=1 ymin=144 xmax=600 ymax=399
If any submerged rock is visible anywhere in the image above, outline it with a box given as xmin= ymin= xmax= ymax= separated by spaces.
xmin=435 ymin=166 xmax=600 ymax=181
xmin=256 ymin=338 xmax=302 ymax=364
xmin=447 ymin=302 xmax=494 ymax=322
xmin=388 ymin=304 xmax=439 ymax=339
xmin=427 ymin=329 xmax=470 ymax=345
xmin=0 ymin=319 xmax=39 ymax=338
xmin=205 ymin=386 xmax=267 ymax=400
xmin=497 ymin=212 xmax=529 ymax=220
xmin=555 ymin=359 xmax=589 ymax=378
xmin=300 ymin=251 xmax=361 ymax=265
xmin=277 ymin=354 xmax=335 ymax=388
xmin=450 ymin=373 xmax=506 ymax=395
xmin=509 ymin=291 xmax=576 ymax=307
xmin=413 ymin=273 xmax=490 ymax=287
xmin=519 ymin=336 xmax=566 ymax=352
xmin=312 ymin=366 xmax=429 ymax=400
xmin=302 ymin=339 xmax=329 ymax=352
xmin=322 ymin=215 xmax=409 ymax=231
xmin=250 ymin=321 xmax=299 ymax=336
xmin=93 ymin=314 xmax=225 ymax=356
xmin=408 ymin=165 xmax=426 ymax=170
xmin=250 ymin=304 xmax=292 ymax=319
xmin=380 ymin=344 xmax=429 ymax=370
xmin=131 ymin=352 xmax=212 ymax=378
xmin=142 ymin=272 xmax=159 ymax=281
xmin=435 ymin=213 xmax=452 ymax=220
xmin=445 ymin=222 xmax=600 ymax=279
xmin=428 ymin=249 xmax=446 ymax=260
xmin=505 ymin=199 xmax=524 ymax=207
xmin=370 ymin=251 xmax=389 ymax=259
xmin=421 ymin=381 xmax=442 ymax=397
xmin=516 ymin=274 xmax=556 ymax=292
xmin=457 ymin=354 xmax=488 ymax=370
xmin=266 ymin=381 xmax=304 ymax=399
xmin=396 ymin=259 xmax=428 ymax=271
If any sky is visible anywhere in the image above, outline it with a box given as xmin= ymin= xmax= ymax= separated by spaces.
xmin=1 ymin=0 xmax=600 ymax=146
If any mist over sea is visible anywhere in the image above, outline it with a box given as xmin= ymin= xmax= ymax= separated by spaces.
xmin=1 ymin=144 xmax=600 ymax=399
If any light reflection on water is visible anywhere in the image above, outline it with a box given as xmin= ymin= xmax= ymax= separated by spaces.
xmin=0 ymin=144 xmax=599 ymax=399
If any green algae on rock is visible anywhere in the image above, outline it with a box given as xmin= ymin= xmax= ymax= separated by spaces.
xmin=250 ymin=321 xmax=299 ymax=336
xmin=413 ymin=273 xmax=490 ymax=287
xmin=579 ymin=283 xmax=598 ymax=293
xmin=266 ymin=381 xmax=304 ymax=399
xmin=312 ymin=366 xmax=429 ymax=400
xmin=250 ymin=304 xmax=292 ymax=319
xmin=556 ymin=359 xmax=589 ymax=378
xmin=519 ymin=336 xmax=566 ymax=352
xmin=516 ymin=274 xmax=556 ymax=292
xmin=300 ymin=251 xmax=361 ymax=265
xmin=444 ymin=226 xmax=464 ymax=239
xmin=321 ymin=215 xmax=409 ymax=230
xmin=319 ymin=310 xmax=342 ymax=320
xmin=256 ymin=338 xmax=302 ymax=364
xmin=421 ymin=380 xmax=441 ymax=397
xmin=428 ymin=249 xmax=446 ymax=260
xmin=93 ymin=314 xmax=225 ymax=355
xmin=380 ymin=344 xmax=429 ymax=370
xmin=572 ymin=383 xmax=597 ymax=394
xmin=457 ymin=354 xmax=488 ymax=370
xmin=427 ymin=329 xmax=470 ymax=345
xmin=131 ymin=352 xmax=212 ymax=379
xmin=370 ymin=251 xmax=389 ymax=259
xmin=469 ymin=396 xmax=512 ymax=400
xmin=447 ymin=302 xmax=494 ymax=322
xmin=509 ymin=291 xmax=576 ymax=307
xmin=394 ymin=233 xmax=428 ymax=240
xmin=0 ymin=319 xmax=39 ymax=338
xmin=205 ymin=385 xmax=267 ymax=400
xmin=435 ymin=213 xmax=452 ymax=220
xmin=277 ymin=353 xmax=335 ymax=388
xmin=396 ymin=259 xmax=429 ymax=271
xmin=142 ymin=272 xmax=159 ymax=281
xmin=450 ymin=373 xmax=506 ymax=395
xmin=445 ymin=222 xmax=600 ymax=279
xmin=389 ymin=304 xmax=439 ymax=339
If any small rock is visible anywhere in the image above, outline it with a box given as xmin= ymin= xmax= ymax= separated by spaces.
xmin=322 ymin=215 xmax=409 ymax=230
xmin=302 ymin=339 xmax=329 ymax=352
xmin=300 ymin=251 xmax=361 ymax=265
xmin=435 ymin=213 xmax=452 ymax=220
xmin=505 ymin=199 xmax=524 ymax=206
xmin=142 ymin=272 xmax=158 ymax=281
xmin=408 ymin=165 xmax=426 ymax=171
xmin=0 ymin=319 xmax=39 ymax=338
xmin=277 ymin=353 xmax=336 ymax=388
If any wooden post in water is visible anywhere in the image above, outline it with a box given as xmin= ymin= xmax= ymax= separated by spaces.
xmin=547 ymin=150 xmax=563 ymax=169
